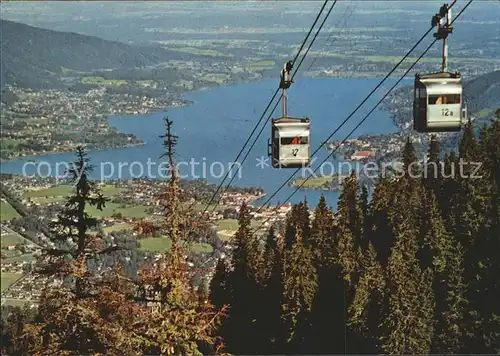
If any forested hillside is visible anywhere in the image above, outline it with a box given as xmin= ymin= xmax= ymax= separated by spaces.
xmin=463 ymin=69 xmax=500 ymax=120
xmin=0 ymin=20 xmax=187 ymax=89
xmin=1 ymin=116 xmax=499 ymax=354
xmin=210 ymin=117 xmax=500 ymax=354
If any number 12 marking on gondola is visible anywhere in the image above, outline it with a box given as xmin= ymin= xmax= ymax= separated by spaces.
xmin=292 ymin=148 xmax=299 ymax=156
xmin=442 ymin=108 xmax=453 ymax=116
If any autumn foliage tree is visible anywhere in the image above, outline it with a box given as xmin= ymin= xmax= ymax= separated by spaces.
xmin=22 ymin=146 xmax=145 ymax=355
xmin=136 ymin=118 xmax=226 ymax=355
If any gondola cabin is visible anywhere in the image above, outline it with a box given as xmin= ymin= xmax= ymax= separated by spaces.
xmin=413 ymin=72 xmax=463 ymax=132
xmin=269 ymin=117 xmax=310 ymax=168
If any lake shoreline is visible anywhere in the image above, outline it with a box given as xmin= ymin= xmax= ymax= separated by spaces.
xmin=0 ymin=71 xmax=410 ymax=163
xmin=1 ymin=76 xmax=402 ymax=207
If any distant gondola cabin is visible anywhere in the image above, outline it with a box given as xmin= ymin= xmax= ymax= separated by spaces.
xmin=269 ymin=117 xmax=310 ymax=168
xmin=413 ymin=72 xmax=463 ymax=132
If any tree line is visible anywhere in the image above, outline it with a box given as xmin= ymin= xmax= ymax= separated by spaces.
xmin=208 ymin=117 xmax=500 ymax=354
xmin=1 ymin=115 xmax=499 ymax=355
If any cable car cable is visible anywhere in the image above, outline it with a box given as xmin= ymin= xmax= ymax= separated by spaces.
xmin=306 ymin=0 xmax=358 ymax=75
xmin=206 ymin=0 xmax=339 ymax=215
xmin=247 ymin=0 xmax=473 ymax=238
xmin=253 ymin=0 xmax=460 ymax=214
xmin=196 ymin=0 xmax=470 ymax=267
xmin=199 ymin=0 xmax=331 ymax=216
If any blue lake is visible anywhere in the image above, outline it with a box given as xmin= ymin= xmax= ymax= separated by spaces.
xmin=1 ymin=77 xmax=410 ymax=208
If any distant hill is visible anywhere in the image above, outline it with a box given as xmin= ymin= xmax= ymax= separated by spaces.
xmin=463 ymin=69 xmax=500 ymax=121
xmin=386 ymin=69 xmax=500 ymax=122
xmin=382 ymin=69 xmax=499 ymax=153
xmin=0 ymin=19 xmax=188 ymax=89
xmin=428 ymin=69 xmax=500 ymax=152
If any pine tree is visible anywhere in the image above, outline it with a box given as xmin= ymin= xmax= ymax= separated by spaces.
xmin=459 ymin=119 xmax=477 ymax=160
xmin=23 ymin=147 xmax=143 ymax=355
xmin=260 ymin=226 xmax=286 ymax=353
xmin=307 ymin=196 xmax=347 ymax=353
xmin=209 ymin=258 xmax=230 ymax=310
xmin=299 ymin=198 xmax=311 ymax=243
xmin=382 ymin=222 xmax=434 ymax=354
xmin=419 ymin=191 xmax=467 ymax=353
xmin=368 ymin=174 xmax=395 ymax=266
xmin=262 ymin=225 xmax=278 ymax=281
xmin=336 ymin=171 xmax=363 ymax=283
xmin=139 ymin=119 xmax=225 ymax=355
xmin=440 ymin=151 xmax=461 ymax=231
xmin=284 ymin=204 xmax=301 ymax=250
xmin=1 ymin=305 xmax=35 ymax=355
xmin=381 ymin=179 xmax=434 ymax=354
xmin=308 ymin=260 xmax=348 ymax=354
xmin=309 ymin=195 xmax=335 ymax=265
xmin=402 ymin=136 xmax=419 ymax=178
xmin=284 ymin=200 xmax=310 ymax=249
xmin=281 ymin=230 xmax=317 ymax=353
xmin=337 ymin=170 xmax=362 ymax=238
xmin=464 ymin=119 xmax=500 ymax=353
xmin=423 ymin=135 xmax=442 ymax=197
xmin=222 ymin=201 xmax=262 ymax=354
xmin=23 ymin=146 xmax=146 ymax=355
xmin=349 ymin=243 xmax=386 ymax=353
xmin=358 ymin=184 xmax=369 ymax=246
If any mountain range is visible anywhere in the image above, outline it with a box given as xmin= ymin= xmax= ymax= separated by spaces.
xmin=0 ymin=19 xmax=190 ymax=89
xmin=1 ymin=18 xmax=499 ymax=118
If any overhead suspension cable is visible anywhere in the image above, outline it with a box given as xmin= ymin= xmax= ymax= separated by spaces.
xmin=306 ymin=0 xmax=359 ymax=75
xmin=248 ymin=0 xmax=473 ymax=237
xmin=253 ymin=0 xmax=460 ymax=213
xmin=197 ymin=0 xmax=471 ymax=267
xmin=203 ymin=0 xmax=338 ymax=215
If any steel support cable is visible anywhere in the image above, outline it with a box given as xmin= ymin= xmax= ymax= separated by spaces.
xmin=200 ymin=0 xmax=331 ymax=216
xmin=306 ymin=0 xmax=358 ymax=75
xmin=197 ymin=0 xmax=470 ymax=267
xmin=253 ymin=0 xmax=460 ymax=214
xmin=206 ymin=0 xmax=339 ymax=214
xmin=247 ymin=0 xmax=473 ymax=238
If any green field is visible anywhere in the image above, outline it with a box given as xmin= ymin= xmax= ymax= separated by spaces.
xmin=248 ymin=59 xmax=276 ymax=71
xmin=102 ymin=222 xmax=133 ymax=234
xmin=24 ymin=184 xmax=124 ymax=204
xmin=1 ymin=233 xmax=25 ymax=246
xmin=80 ymin=76 xmax=128 ymax=86
xmin=135 ymin=80 xmax=155 ymax=87
xmin=216 ymin=219 xmax=239 ymax=231
xmin=1 ymin=254 xmax=35 ymax=265
xmin=0 ymin=202 xmax=21 ymax=221
xmin=194 ymin=203 xmax=225 ymax=213
xmin=1 ymin=299 xmax=35 ymax=308
xmin=1 ymin=138 xmax=22 ymax=150
xmin=138 ymin=237 xmax=213 ymax=253
xmin=160 ymin=26 xmax=397 ymax=35
xmin=216 ymin=218 xmax=261 ymax=230
xmin=87 ymin=203 xmax=149 ymax=219
xmin=307 ymin=51 xmax=499 ymax=65
xmin=291 ymin=176 xmax=332 ymax=188
xmin=1 ymin=273 xmax=23 ymax=292
xmin=217 ymin=230 xmax=235 ymax=242
xmin=23 ymin=184 xmax=147 ymax=219
xmin=24 ymin=184 xmax=122 ymax=198
xmin=168 ymin=47 xmax=233 ymax=57
xmin=23 ymin=185 xmax=73 ymax=198
xmin=29 ymin=196 xmax=66 ymax=204
xmin=475 ymin=107 xmax=498 ymax=119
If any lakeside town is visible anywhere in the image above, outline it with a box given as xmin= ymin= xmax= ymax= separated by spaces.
xmin=0 ymin=85 xmax=190 ymax=161
xmin=0 ymin=174 xmax=292 ymax=308
xmin=1 ymin=4 xmax=498 ymax=312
